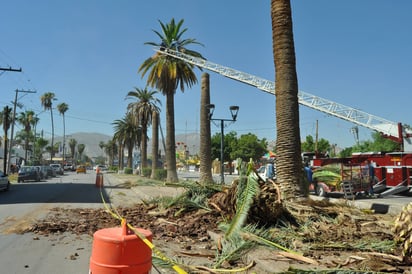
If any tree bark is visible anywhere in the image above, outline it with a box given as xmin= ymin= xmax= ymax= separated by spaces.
xmin=141 ymin=124 xmax=148 ymax=168
xmin=150 ymin=111 xmax=159 ymax=179
xmin=166 ymin=92 xmax=178 ymax=182
xmin=199 ymin=73 xmax=214 ymax=184
xmin=271 ymin=0 xmax=306 ymax=200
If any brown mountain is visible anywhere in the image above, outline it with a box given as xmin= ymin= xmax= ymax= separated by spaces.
xmin=54 ymin=132 xmax=112 ymax=159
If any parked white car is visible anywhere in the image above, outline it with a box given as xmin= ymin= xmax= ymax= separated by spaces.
xmin=0 ymin=170 xmax=10 ymax=191
xmin=93 ymin=165 xmax=107 ymax=172
xmin=50 ymin=164 xmax=64 ymax=175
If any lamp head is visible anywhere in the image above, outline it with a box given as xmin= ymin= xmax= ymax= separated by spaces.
xmin=206 ymin=104 xmax=215 ymax=119
xmin=230 ymin=105 xmax=239 ymax=121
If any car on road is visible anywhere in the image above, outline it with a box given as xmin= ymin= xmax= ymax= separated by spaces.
xmin=93 ymin=165 xmax=107 ymax=172
xmin=34 ymin=166 xmax=48 ymax=180
xmin=64 ymin=164 xmax=76 ymax=171
xmin=76 ymin=165 xmax=86 ymax=174
xmin=18 ymin=166 xmax=41 ymax=182
xmin=0 ymin=170 xmax=10 ymax=191
xmin=50 ymin=164 xmax=64 ymax=175
xmin=44 ymin=165 xmax=56 ymax=178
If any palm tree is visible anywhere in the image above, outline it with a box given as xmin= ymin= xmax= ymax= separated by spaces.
xmin=126 ymin=87 xmax=161 ymax=170
xmin=271 ymin=0 xmax=305 ymax=200
xmin=139 ymin=18 xmax=204 ymax=182
xmin=99 ymin=141 xmax=105 ymax=156
xmin=199 ymin=73 xmax=213 ymax=184
xmin=116 ymin=138 xmax=124 ymax=170
xmin=104 ymin=139 xmax=118 ymax=167
xmin=68 ymin=138 xmax=77 ymax=160
xmin=150 ymin=110 xmax=160 ymax=179
xmin=16 ymin=110 xmax=35 ymax=163
xmin=31 ymin=115 xmax=40 ymax=163
xmin=113 ymin=113 xmax=141 ymax=169
xmin=35 ymin=137 xmax=49 ymax=164
xmin=40 ymin=92 xmax=56 ymax=162
xmin=1 ymin=106 xmax=12 ymax=172
xmin=77 ymin=144 xmax=85 ymax=163
xmin=57 ymin=102 xmax=69 ymax=165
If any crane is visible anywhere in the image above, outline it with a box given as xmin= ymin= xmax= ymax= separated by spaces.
xmin=155 ymin=47 xmax=412 ymax=151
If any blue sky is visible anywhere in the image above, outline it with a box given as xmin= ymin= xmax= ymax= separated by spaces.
xmin=1 ymin=0 xmax=411 ymax=150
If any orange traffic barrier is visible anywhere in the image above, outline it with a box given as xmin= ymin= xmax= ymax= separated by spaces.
xmin=95 ymin=173 xmax=103 ymax=187
xmin=89 ymin=222 xmax=153 ymax=274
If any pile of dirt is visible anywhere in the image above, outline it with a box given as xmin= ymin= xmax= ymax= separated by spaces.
xmin=22 ymin=200 xmax=411 ymax=273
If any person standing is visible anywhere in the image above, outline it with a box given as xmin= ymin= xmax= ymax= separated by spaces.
xmin=304 ymin=162 xmax=313 ymax=183
xmin=304 ymin=162 xmax=317 ymax=194
xmin=364 ymin=160 xmax=375 ymax=196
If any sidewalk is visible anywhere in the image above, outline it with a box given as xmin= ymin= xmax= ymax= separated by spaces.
xmin=102 ymin=173 xmax=184 ymax=206
xmin=311 ymin=194 xmax=407 ymax=215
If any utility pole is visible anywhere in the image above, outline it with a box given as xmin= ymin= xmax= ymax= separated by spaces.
xmin=315 ymin=119 xmax=319 ymax=154
xmin=1 ymin=66 xmax=22 ymax=174
xmin=7 ymin=89 xmax=36 ymax=174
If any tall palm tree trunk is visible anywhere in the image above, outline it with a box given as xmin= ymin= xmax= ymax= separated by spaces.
xmin=166 ymin=92 xmax=178 ymax=182
xmin=199 ymin=73 xmax=214 ymax=184
xmin=150 ymin=111 xmax=159 ymax=179
xmin=272 ymin=0 xmax=306 ymax=200
xmin=50 ymin=109 xmax=54 ymax=162
xmin=141 ymin=124 xmax=148 ymax=169
xmin=24 ymin=137 xmax=29 ymax=162
xmin=127 ymin=142 xmax=133 ymax=169
xmin=118 ymin=142 xmax=123 ymax=170
xmin=62 ymin=114 xmax=66 ymax=164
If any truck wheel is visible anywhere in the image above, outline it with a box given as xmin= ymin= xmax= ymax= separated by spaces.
xmin=316 ymin=185 xmax=327 ymax=197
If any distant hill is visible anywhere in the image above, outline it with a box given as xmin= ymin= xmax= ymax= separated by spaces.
xmin=55 ymin=132 xmax=112 ymax=159
xmin=58 ymin=132 xmax=200 ymax=159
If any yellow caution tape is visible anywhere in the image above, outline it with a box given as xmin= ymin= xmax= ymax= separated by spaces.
xmin=98 ymin=176 xmax=188 ymax=274
xmin=98 ymin=174 xmax=255 ymax=274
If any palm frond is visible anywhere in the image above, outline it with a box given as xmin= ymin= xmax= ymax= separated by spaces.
xmin=150 ymin=180 xmax=221 ymax=213
xmin=213 ymin=235 xmax=254 ymax=268
xmin=225 ymin=159 xmax=260 ymax=239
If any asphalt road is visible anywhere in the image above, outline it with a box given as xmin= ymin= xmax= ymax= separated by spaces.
xmin=0 ymin=171 xmax=104 ymax=274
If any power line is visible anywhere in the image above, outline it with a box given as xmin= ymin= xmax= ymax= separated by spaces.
xmin=7 ymin=89 xmax=36 ymax=174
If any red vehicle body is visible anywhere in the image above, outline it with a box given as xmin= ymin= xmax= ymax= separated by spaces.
xmin=311 ymin=152 xmax=412 ymax=197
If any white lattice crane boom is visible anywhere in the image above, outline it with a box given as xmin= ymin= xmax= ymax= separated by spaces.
xmin=156 ymin=47 xmax=412 ymax=151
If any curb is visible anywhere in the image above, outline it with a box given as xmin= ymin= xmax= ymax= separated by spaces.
xmin=311 ymin=195 xmax=405 ymax=215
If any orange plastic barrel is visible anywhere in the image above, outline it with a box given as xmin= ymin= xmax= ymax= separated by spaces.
xmin=95 ymin=173 xmax=103 ymax=187
xmin=89 ymin=223 xmax=152 ymax=274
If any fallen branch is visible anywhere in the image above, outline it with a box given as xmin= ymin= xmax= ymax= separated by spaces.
xmin=362 ymin=252 xmax=403 ymax=262
xmin=209 ymin=202 xmax=223 ymax=212
xmin=278 ymin=251 xmax=319 ymax=265
xmin=194 ymin=260 xmax=255 ymax=273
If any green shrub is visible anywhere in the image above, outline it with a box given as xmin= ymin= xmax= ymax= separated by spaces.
xmin=109 ymin=166 xmax=118 ymax=173
xmin=154 ymin=169 xmax=167 ymax=180
xmin=124 ymin=167 xmax=133 ymax=174
xmin=142 ymin=167 xmax=151 ymax=177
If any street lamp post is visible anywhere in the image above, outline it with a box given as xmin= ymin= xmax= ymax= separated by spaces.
xmin=207 ymin=104 xmax=239 ymax=184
